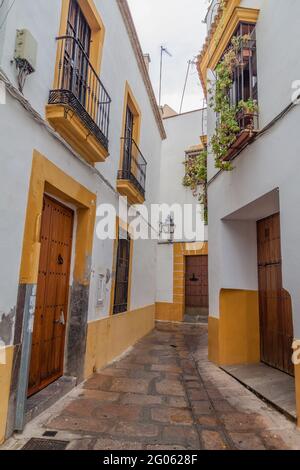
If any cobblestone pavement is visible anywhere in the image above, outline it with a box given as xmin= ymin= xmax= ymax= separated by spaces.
xmin=3 ymin=322 xmax=300 ymax=450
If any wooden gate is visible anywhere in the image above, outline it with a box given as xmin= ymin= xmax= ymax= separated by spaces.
xmin=185 ymin=255 xmax=209 ymax=316
xmin=257 ymin=213 xmax=294 ymax=375
xmin=28 ymin=196 xmax=74 ymax=396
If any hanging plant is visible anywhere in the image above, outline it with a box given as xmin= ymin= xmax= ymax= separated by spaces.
xmin=209 ymin=35 xmax=252 ymax=170
xmin=183 ymin=149 xmax=208 ymax=225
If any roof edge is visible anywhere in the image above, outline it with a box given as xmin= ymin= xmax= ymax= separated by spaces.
xmin=163 ymin=107 xmax=207 ymax=120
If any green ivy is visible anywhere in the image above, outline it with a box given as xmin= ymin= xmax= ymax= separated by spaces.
xmin=183 ymin=149 xmax=208 ymax=225
xmin=209 ymin=35 xmax=254 ymax=171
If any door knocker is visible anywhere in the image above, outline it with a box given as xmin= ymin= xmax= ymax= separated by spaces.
xmin=58 ymin=254 xmax=64 ymax=265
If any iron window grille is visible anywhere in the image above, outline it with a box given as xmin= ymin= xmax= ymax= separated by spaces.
xmin=113 ymin=233 xmax=131 ymax=315
xmin=229 ymin=23 xmax=259 ymax=131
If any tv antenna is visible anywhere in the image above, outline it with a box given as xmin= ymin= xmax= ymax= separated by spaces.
xmin=159 ymin=46 xmax=172 ymax=107
xmin=179 ymin=59 xmax=198 ymax=114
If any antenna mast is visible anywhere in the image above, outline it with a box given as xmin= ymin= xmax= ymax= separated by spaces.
xmin=159 ymin=46 xmax=172 ymax=107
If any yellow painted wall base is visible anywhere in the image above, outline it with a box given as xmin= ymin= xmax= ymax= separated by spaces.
xmin=208 ymin=289 xmax=260 ymax=366
xmin=208 ymin=317 xmax=220 ymax=364
xmin=84 ymin=305 xmax=155 ymax=378
xmin=155 ymin=302 xmax=184 ymax=322
xmin=295 ymin=364 xmax=300 ymax=428
xmin=0 ymin=346 xmax=14 ymax=444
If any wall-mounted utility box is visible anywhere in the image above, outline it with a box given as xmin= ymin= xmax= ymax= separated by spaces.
xmin=14 ymin=29 xmax=37 ymax=73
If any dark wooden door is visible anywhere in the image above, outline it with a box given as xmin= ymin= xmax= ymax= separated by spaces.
xmin=28 ymin=196 xmax=74 ymax=397
xmin=257 ymin=213 xmax=294 ymax=376
xmin=185 ymin=255 xmax=209 ymax=316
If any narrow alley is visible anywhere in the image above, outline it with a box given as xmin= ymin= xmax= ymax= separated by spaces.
xmin=3 ymin=323 xmax=300 ymax=451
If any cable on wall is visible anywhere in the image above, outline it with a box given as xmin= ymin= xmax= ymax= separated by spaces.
xmin=0 ymin=68 xmax=159 ymax=235
xmin=207 ymin=98 xmax=300 ymax=186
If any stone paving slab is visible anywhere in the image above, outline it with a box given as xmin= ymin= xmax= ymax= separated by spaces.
xmin=222 ymin=363 xmax=297 ymax=419
xmin=2 ymin=322 xmax=300 ymax=450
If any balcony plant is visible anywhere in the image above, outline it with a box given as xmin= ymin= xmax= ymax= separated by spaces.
xmin=209 ymin=35 xmax=256 ymax=170
xmin=237 ymin=98 xmax=259 ymax=131
xmin=238 ymin=98 xmax=258 ymax=114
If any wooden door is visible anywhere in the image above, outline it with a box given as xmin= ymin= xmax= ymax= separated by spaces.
xmin=257 ymin=213 xmax=294 ymax=376
xmin=28 ymin=196 xmax=74 ymax=397
xmin=185 ymin=255 xmax=209 ymax=316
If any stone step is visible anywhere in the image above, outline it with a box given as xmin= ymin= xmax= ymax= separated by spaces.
xmin=25 ymin=376 xmax=77 ymax=424
xmin=184 ymin=314 xmax=208 ymax=324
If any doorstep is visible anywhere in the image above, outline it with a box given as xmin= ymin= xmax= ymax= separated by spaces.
xmin=25 ymin=376 xmax=77 ymax=425
xmin=221 ymin=363 xmax=297 ymax=421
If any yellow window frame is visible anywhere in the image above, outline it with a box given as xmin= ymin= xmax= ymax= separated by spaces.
xmin=55 ymin=0 xmax=105 ymax=86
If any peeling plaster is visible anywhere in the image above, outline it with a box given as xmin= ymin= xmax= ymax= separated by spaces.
xmin=0 ymin=307 xmax=15 ymax=346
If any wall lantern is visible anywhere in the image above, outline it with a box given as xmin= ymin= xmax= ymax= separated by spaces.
xmin=159 ymin=215 xmax=175 ymax=243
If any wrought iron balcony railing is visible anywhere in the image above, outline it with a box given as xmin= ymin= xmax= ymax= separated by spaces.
xmin=220 ymin=26 xmax=259 ymax=161
xmin=49 ymin=35 xmax=111 ymax=150
xmin=118 ymin=138 xmax=147 ymax=198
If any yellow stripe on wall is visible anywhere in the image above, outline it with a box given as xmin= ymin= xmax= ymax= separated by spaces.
xmin=208 ymin=289 xmax=260 ymax=365
xmin=84 ymin=305 xmax=155 ymax=378
xmin=0 ymin=346 xmax=14 ymax=444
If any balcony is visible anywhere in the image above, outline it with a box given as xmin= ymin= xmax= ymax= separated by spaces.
xmin=46 ymin=35 xmax=111 ymax=164
xmin=222 ymin=108 xmax=259 ymax=161
xmin=221 ymin=27 xmax=259 ymax=162
xmin=117 ymin=138 xmax=147 ymax=205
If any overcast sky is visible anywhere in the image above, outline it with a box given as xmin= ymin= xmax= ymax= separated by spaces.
xmin=127 ymin=0 xmax=210 ymax=114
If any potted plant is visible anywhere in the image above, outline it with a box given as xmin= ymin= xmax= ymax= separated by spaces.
xmin=237 ymin=98 xmax=258 ymax=130
xmin=238 ymin=98 xmax=258 ymax=114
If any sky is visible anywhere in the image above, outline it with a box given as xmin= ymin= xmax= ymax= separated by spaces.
xmin=127 ymin=0 xmax=210 ymax=114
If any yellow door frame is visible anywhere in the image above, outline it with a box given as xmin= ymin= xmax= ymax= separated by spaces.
xmin=20 ymin=150 xmax=96 ymax=286
xmin=173 ymin=242 xmax=209 ymax=321
xmin=12 ymin=150 xmax=96 ymax=432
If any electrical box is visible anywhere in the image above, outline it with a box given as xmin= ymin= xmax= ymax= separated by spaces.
xmin=96 ymin=274 xmax=105 ymax=307
xmin=14 ymin=29 xmax=37 ymax=73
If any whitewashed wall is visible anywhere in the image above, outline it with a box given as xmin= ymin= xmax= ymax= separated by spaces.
xmin=206 ymin=0 xmax=300 ymax=337
xmin=0 ymin=0 xmax=163 ymax=342
xmin=160 ymin=109 xmax=207 ymax=207
xmin=157 ymin=109 xmax=208 ymax=303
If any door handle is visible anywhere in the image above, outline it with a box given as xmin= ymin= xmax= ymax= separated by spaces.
xmin=54 ymin=311 xmax=65 ymax=326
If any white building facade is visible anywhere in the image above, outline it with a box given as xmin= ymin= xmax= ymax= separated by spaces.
xmin=0 ymin=0 xmax=165 ymax=442
xmin=198 ymin=0 xmax=300 ymax=425
xmin=156 ymin=108 xmax=208 ymax=323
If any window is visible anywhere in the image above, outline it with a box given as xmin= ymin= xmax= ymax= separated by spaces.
xmin=63 ymin=0 xmax=91 ymax=107
xmin=117 ymin=83 xmax=147 ymax=203
xmin=123 ymin=106 xmax=134 ymax=171
xmin=46 ymin=0 xmax=111 ymax=163
xmin=229 ymin=23 xmax=257 ymax=108
xmin=113 ymin=229 xmax=131 ymax=315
